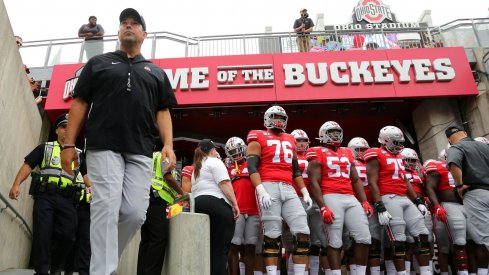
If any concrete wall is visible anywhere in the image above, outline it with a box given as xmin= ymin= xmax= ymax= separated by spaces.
xmin=464 ymin=48 xmax=489 ymax=138
xmin=116 ymin=213 xmax=210 ymax=275
xmin=0 ymin=0 xmax=47 ymax=270
xmin=412 ymin=99 xmax=461 ymax=161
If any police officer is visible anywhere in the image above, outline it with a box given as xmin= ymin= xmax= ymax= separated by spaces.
xmin=446 ymin=125 xmax=489 ymax=275
xmin=65 ymin=168 xmax=91 ymax=275
xmin=137 ymin=149 xmax=185 ymax=275
xmin=8 ymin=113 xmax=87 ymax=275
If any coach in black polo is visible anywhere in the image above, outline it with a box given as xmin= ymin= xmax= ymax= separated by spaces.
xmin=445 ymin=125 xmax=489 ymax=275
xmin=61 ymin=8 xmax=177 ymax=275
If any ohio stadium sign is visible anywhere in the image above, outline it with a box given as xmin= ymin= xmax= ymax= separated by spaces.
xmin=46 ymin=47 xmax=476 ymax=110
xmin=327 ymin=0 xmax=428 ymax=31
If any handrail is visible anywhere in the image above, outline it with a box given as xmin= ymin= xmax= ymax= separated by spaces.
xmin=0 ymin=192 xmax=33 ymax=238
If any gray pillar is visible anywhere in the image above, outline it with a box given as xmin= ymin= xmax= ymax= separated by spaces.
xmin=412 ymin=99 xmax=461 ymax=162
xmin=163 ymin=213 xmax=210 ymax=275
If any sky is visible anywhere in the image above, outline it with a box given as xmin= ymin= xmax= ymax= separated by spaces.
xmin=4 ymin=0 xmax=489 ymax=42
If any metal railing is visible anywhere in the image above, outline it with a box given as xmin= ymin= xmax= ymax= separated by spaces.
xmin=0 ymin=192 xmax=33 ymax=239
xmin=19 ymin=18 xmax=489 ymax=69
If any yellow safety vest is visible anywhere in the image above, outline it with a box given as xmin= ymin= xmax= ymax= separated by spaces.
xmin=40 ymin=141 xmax=84 ymax=188
xmin=151 ymin=151 xmax=178 ymax=204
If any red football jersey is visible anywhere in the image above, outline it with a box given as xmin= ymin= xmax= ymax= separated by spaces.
xmin=306 ymin=146 xmax=355 ymax=195
xmin=291 ymin=153 xmax=310 ymax=197
xmin=424 ymin=160 xmax=455 ymax=192
xmin=354 ymin=159 xmax=372 ymax=202
xmin=182 ymin=165 xmax=194 ymax=180
xmin=404 ymin=169 xmax=424 ymax=195
xmin=364 ymin=148 xmax=407 ymax=196
xmin=228 ymin=161 xmax=259 ymax=215
xmin=247 ymin=130 xmax=296 ymax=185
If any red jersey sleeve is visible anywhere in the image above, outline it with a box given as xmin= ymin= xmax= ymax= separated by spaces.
xmin=306 ymin=147 xmax=322 ymax=162
xmin=182 ymin=166 xmax=194 ymax=180
xmin=424 ymin=161 xmax=438 ymax=173
xmin=247 ymin=130 xmax=260 ymax=144
xmin=363 ymin=148 xmax=379 ymax=162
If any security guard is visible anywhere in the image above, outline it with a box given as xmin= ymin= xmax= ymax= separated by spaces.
xmin=65 ymin=171 xmax=91 ymax=275
xmin=137 ymin=150 xmax=185 ymax=275
xmin=9 ymin=113 xmax=87 ymax=275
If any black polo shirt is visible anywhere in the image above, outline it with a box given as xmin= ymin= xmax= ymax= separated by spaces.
xmin=73 ymin=50 xmax=177 ymax=157
xmin=447 ymin=137 xmax=489 ymax=189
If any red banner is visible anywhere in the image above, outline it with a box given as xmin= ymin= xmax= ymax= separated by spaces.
xmin=45 ymin=47 xmax=477 ymax=111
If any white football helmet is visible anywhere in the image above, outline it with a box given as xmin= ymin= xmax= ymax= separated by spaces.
xmin=291 ymin=129 xmax=310 ymax=152
xmin=401 ymin=148 xmax=419 ymax=171
xmin=348 ymin=137 xmax=370 ymax=159
xmin=318 ymin=121 xmax=343 ymax=147
xmin=438 ymin=149 xmax=447 ymax=161
xmin=475 ymin=137 xmax=489 ymax=144
xmin=225 ymin=137 xmax=247 ymax=162
xmin=378 ymin=126 xmax=405 ymax=154
xmin=264 ymin=105 xmax=288 ymax=132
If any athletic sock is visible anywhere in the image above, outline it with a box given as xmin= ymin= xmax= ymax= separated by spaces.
xmin=370 ymin=266 xmax=381 ymax=275
xmin=293 ymin=263 xmax=306 ymax=275
xmin=458 ymin=271 xmax=469 ymax=275
xmin=265 ymin=265 xmax=277 ymax=275
xmin=405 ymin=261 xmax=411 ymax=274
xmin=331 ymin=269 xmax=341 ymax=275
xmin=349 ymin=264 xmax=357 ymax=275
xmin=477 ymin=268 xmax=488 ymax=275
xmin=395 ymin=271 xmax=407 ymax=275
xmin=254 ymin=272 xmax=263 ymax=275
xmin=309 ymin=256 xmax=319 ymax=275
xmin=325 ymin=268 xmax=332 ymax=275
xmin=239 ymin=262 xmax=245 ymax=275
xmin=385 ymin=260 xmax=396 ymax=275
xmin=288 ymin=255 xmax=294 ymax=275
xmin=419 ymin=265 xmax=430 ymax=275
xmin=356 ymin=265 xmax=367 ymax=275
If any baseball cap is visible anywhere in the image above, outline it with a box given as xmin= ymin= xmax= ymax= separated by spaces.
xmin=198 ymin=139 xmax=216 ymax=152
xmin=119 ymin=8 xmax=146 ymax=31
xmin=55 ymin=113 xmax=69 ymax=128
xmin=445 ymin=125 xmax=463 ymax=138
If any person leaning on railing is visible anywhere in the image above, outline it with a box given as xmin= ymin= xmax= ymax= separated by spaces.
xmin=8 ymin=113 xmax=89 ymax=275
xmin=78 ymin=15 xmax=105 ymax=60
xmin=293 ymin=8 xmax=314 ymax=53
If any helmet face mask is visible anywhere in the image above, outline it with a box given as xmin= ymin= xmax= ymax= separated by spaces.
xmin=401 ymin=148 xmax=419 ymax=171
xmin=348 ymin=137 xmax=370 ymax=159
xmin=319 ymin=121 xmax=343 ymax=147
xmin=225 ymin=137 xmax=247 ymax=162
xmin=378 ymin=126 xmax=405 ymax=155
xmin=264 ymin=106 xmax=288 ymax=132
xmin=291 ymin=129 xmax=310 ymax=152
xmin=404 ymin=158 xmax=418 ymax=171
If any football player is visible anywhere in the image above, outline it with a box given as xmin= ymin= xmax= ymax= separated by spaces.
xmin=246 ymin=106 xmax=312 ymax=275
xmin=307 ymin=121 xmax=372 ymax=275
xmin=225 ymin=137 xmax=260 ymax=275
xmin=348 ymin=137 xmax=383 ymax=275
xmin=401 ymin=148 xmax=434 ymax=275
xmin=284 ymin=129 xmax=326 ymax=275
xmin=425 ymin=149 xmax=473 ymax=275
xmin=365 ymin=126 xmax=430 ymax=275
